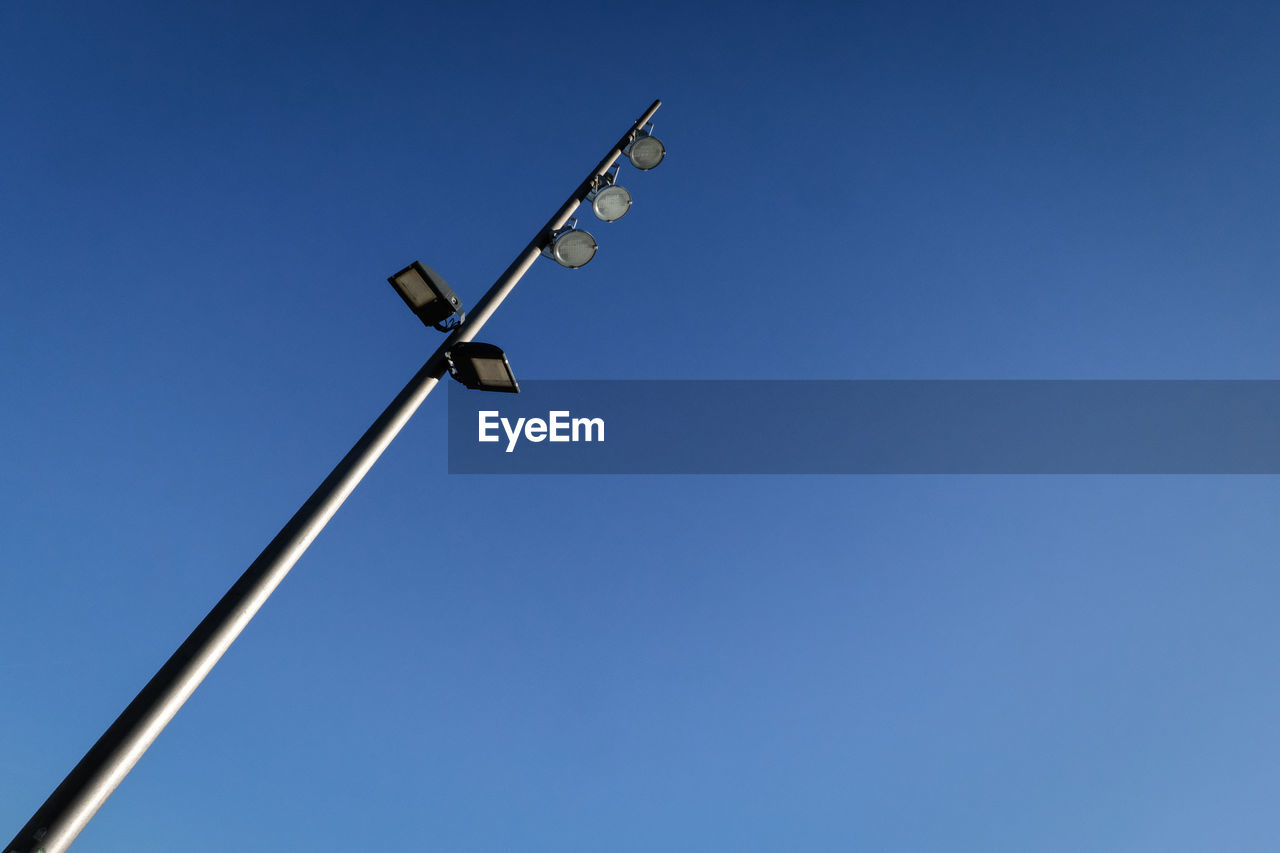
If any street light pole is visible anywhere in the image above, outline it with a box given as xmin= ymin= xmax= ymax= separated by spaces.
xmin=7 ymin=98 xmax=663 ymax=853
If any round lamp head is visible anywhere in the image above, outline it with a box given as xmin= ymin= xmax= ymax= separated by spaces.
xmin=626 ymin=134 xmax=665 ymax=170
xmin=591 ymin=184 xmax=632 ymax=222
xmin=550 ymin=229 xmax=598 ymax=268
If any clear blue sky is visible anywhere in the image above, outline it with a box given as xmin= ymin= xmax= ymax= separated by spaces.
xmin=4 ymin=1 xmax=1280 ymax=850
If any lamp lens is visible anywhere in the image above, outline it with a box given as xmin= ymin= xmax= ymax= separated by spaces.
xmin=473 ymin=358 xmax=513 ymax=386
xmin=552 ymin=230 xmax=598 ymax=268
xmin=592 ymin=185 xmax=632 ymax=222
xmin=627 ymin=135 xmax=665 ymax=170
xmin=393 ymin=269 xmax=436 ymax=308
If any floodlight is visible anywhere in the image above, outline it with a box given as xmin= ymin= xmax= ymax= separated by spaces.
xmin=544 ymin=226 xmax=598 ymax=268
xmin=624 ymin=132 xmax=665 ymax=170
xmin=589 ymin=183 xmax=632 ymax=222
xmin=388 ymin=261 xmax=464 ymax=329
xmin=446 ymin=341 xmax=520 ymax=393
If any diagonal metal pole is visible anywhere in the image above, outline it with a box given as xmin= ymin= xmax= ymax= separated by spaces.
xmin=7 ymin=98 xmax=662 ymax=853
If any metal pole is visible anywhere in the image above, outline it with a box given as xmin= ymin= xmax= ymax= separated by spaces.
xmin=7 ymin=98 xmax=662 ymax=853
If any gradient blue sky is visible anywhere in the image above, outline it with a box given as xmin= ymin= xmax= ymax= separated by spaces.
xmin=4 ymin=1 xmax=1280 ymax=851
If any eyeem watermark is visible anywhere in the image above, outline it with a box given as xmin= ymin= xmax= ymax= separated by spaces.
xmin=451 ymin=380 xmax=1280 ymax=474
xmin=478 ymin=410 xmax=605 ymax=453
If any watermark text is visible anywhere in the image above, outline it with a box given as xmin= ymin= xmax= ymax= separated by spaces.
xmin=478 ymin=410 xmax=605 ymax=452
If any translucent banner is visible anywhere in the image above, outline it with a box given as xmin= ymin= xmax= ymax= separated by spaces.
xmin=446 ymin=380 xmax=1280 ymax=474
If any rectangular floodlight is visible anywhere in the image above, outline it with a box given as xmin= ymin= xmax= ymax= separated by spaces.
xmin=447 ymin=341 xmax=520 ymax=393
xmin=388 ymin=261 xmax=463 ymax=328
